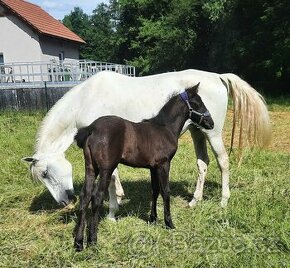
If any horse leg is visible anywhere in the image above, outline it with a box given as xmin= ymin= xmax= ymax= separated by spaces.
xmin=188 ymin=128 xmax=209 ymax=207
xmin=112 ymin=168 xmax=124 ymax=204
xmin=87 ymin=169 xmax=113 ymax=246
xmin=74 ymin=157 xmax=97 ymax=251
xmin=157 ymin=163 xmax=175 ymax=229
xmin=107 ymin=168 xmax=124 ymax=220
xmin=107 ymin=168 xmax=123 ymax=221
xmin=149 ymin=168 xmax=160 ymax=223
xmin=208 ymin=134 xmax=230 ymax=207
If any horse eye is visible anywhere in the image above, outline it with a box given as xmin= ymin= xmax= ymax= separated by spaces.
xmin=42 ymin=170 xmax=48 ymax=178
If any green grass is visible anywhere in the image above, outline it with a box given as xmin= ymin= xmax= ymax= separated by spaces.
xmin=0 ymin=108 xmax=290 ymax=267
xmin=266 ymin=95 xmax=290 ymax=112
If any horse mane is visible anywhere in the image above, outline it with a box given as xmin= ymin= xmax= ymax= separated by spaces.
xmin=35 ymin=85 xmax=80 ymax=154
xmin=142 ymin=92 xmax=179 ymax=125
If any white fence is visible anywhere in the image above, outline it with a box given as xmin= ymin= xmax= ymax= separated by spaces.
xmin=0 ymin=60 xmax=135 ymax=87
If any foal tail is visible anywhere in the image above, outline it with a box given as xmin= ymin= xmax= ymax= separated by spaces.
xmin=220 ymin=73 xmax=271 ymax=158
xmin=75 ymin=127 xmax=91 ymax=148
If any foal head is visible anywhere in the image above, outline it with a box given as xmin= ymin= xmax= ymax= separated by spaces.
xmin=182 ymin=83 xmax=214 ymax=130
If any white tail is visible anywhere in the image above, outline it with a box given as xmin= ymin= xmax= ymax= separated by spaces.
xmin=220 ymin=73 xmax=271 ymax=158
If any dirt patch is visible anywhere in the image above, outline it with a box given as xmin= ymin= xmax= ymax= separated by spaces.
xmin=180 ymin=109 xmax=290 ymax=153
xmin=267 ymin=111 xmax=290 ymax=152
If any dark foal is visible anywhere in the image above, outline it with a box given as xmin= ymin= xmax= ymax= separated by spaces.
xmin=74 ymin=83 xmax=214 ymax=251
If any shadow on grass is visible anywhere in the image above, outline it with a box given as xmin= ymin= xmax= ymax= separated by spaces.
xmin=29 ymin=190 xmax=61 ymax=211
xmin=29 ymin=178 xmax=221 ymax=224
xmin=29 ymin=180 xmax=87 ymax=210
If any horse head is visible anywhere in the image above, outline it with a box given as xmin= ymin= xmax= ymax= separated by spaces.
xmin=184 ymin=83 xmax=214 ymax=130
xmin=22 ymin=153 xmax=76 ymax=206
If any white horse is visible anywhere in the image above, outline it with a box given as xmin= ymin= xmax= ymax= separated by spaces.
xmin=23 ymin=69 xmax=271 ymax=219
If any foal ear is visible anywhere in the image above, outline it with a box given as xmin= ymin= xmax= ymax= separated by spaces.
xmin=22 ymin=157 xmax=39 ymax=164
xmin=187 ymin=82 xmax=200 ymax=95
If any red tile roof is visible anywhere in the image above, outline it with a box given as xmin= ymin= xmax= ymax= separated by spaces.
xmin=0 ymin=0 xmax=86 ymax=43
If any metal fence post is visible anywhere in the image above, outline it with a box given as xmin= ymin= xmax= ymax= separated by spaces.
xmin=44 ymin=81 xmax=49 ymax=112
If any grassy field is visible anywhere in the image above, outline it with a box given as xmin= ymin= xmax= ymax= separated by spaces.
xmin=0 ymin=99 xmax=290 ymax=267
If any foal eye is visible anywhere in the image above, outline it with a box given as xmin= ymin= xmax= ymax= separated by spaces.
xmin=42 ymin=170 xmax=48 ymax=178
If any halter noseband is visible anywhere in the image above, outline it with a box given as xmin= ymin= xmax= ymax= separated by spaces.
xmin=179 ymin=91 xmax=211 ymax=127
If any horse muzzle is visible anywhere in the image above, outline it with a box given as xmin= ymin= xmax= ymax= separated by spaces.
xmin=60 ymin=189 xmax=77 ymax=207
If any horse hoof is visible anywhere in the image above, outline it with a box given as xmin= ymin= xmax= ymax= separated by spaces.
xmin=107 ymin=215 xmax=117 ymax=222
xmin=188 ymin=198 xmax=199 ymax=207
xmin=220 ymin=199 xmax=228 ymax=208
xmin=116 ymin=195 xmax=123 ymax=205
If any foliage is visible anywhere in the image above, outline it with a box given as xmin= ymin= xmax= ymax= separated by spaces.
xmin=1 ymin=107 xmax=290 ymax=266
xmin=208 ymin=0 xmax=290 ymax=94
xmin=62 ymin=0 xmax=289 ymax=94
xmin=62 ymin=7 xmax=90 ymax=59
xmin=111 ymin=0 xmax=219 ymax=74
xmin=63 ymin=5 xmax=116 ymax=61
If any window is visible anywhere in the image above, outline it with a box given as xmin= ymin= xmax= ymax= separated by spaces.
xmin=0 ymin=53 xmax=4 ymax=64
xmin=0 ymin=53 xmax=4 ymax=78
xmin=58 ymin=51 xmax=64 ymax=61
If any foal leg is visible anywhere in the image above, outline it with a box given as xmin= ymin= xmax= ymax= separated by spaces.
xmin=157 ymin=163 xmax=175 ymax=229
xmin=87 ymin=169 xmax=113 ymax=246
xmin=208 ymin=134 xmax=230 ymax=207
xmin=149 ymin=168 xmax=160 ymax=223
xmin=74 ymin=162 xmax=97 ymax=251
xmin=188 ymin=128 xmax=209 ymax=207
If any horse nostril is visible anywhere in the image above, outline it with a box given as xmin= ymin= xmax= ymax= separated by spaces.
xmin=66 ymin=189 xmax=77 ymax=203
xmin=61 ymin=201 xmax=68 ymax=207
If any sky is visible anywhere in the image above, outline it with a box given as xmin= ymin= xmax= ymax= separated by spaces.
xmin=29 ymin=0 xmax=109 ymax=20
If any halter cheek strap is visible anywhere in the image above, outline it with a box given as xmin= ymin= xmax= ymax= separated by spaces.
xmin=180 ymin=91 xmax=193 ymax=113
xmin=179 ymin=91 xmax=211 ymax=126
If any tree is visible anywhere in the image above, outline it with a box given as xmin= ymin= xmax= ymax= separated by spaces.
xmin=112 ymin=0 xmax=200 ymax=74
xmin=83 ymin=3 xmax=116 ymax=61
xmin=62 ymin=5 xmax=117 ymax=61
xmin=113 ymin=0 xmax=229 ymax=75
xmin=62 ymin=7 xmax=91 ymax=59
xmin=61 ymin=1 xmax=289 ymax=94
xmin=208 ymin=0 xmax=290 ymax=94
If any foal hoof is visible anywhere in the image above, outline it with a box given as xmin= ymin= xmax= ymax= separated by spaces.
xmin=165 ymin=220 xmax=175 ymax=229
xmin=87 ymin=240 xmax=97 ymax=248
xmin=149 ymin=215 xmax=157 ymax=224
xmin=74 ymin=241 xmax=84 ymax=252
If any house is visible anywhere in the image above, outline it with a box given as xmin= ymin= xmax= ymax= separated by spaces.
xmin=0 ymin=0 xmax=85 ymax=65
xmin=0 ymin=0 xmax=135 ymax=84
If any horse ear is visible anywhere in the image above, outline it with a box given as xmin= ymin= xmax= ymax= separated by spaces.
xmin=186 ymin=82 xmax=200 ymax=95
xmin=192 ymin=82 xmax=200 ymax=92
xmin=22 ymin=157 xmax=38 ymax=164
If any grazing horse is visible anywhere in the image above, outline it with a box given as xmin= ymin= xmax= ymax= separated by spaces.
xmin=22 ymin=69 xmax=271 ymax=216
xmin=73 ymin=84 xmax=214 ymax=251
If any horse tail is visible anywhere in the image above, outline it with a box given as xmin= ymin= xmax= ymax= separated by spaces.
xmin=75 ymin=127 xmax=91 ymax=148
xmin=220 ymin=73 xmax=271 ymax=159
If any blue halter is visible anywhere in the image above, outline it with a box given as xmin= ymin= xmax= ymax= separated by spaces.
xmin=179 ymin=91 xmax=211 ymax=126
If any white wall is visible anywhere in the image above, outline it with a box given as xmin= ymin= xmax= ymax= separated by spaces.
xmin=0 ymin=8 xmax=42 ymax=63
xmin=39 ymin=36 xmax=80 ymax=62
xmin=0 ymin=5 xmax=80 ymax=64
